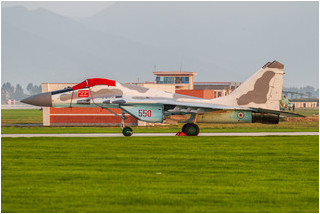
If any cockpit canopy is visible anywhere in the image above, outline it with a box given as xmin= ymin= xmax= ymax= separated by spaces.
xmin=72 ymin=78 xmax=116 ymax=90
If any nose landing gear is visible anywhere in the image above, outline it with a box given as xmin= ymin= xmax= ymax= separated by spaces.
xmin=182 ymin=123 xmax=200 ymax=136
xmin=102 ymin=107 xmax=133 ymax=136
xmin=120 ymin=110 xmax=133 ymax=137
xmin=122 ymin=126 xmax=133 ymax=137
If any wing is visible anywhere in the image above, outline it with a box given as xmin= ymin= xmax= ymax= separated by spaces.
xmin=161 ymin=101 xmax=305 ymax=117
xmin=138 ymin=99 xmax=305 ymax=118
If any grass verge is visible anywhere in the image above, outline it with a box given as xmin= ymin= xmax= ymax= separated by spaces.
xmin=1 ymin=109 xmax=43 ymax=124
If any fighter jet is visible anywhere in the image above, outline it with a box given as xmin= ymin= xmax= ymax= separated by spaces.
xmin=21 ymin=60 xmax=303 ymax=136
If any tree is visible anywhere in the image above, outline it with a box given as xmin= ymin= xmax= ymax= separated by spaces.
xmin=14 ymin=84 xmax=27 ymax=100
xmin=26 ymin=83 xmax=42 ymax=95
xmin=26 ymin=83 xmax=34 ymax=95
xmin=1 ymin=82 xmax=15 ymax=103
xmin=1 ymin=84 xmax=7 ymax=103
xmin=34 ymin=85 xmax=42 ymax=94
xmin=284 ymin=86 xmax=319 ymax=98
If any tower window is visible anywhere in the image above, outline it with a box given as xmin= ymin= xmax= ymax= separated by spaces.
xmin=175 ymin=77 xmax=189 ymax=84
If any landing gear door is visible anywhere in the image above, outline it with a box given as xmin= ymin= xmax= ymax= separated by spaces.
xmin=120 ymin=104 xmax=164 ymax=123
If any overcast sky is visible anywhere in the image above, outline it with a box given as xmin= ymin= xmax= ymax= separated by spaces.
xmin=1 ymin=1 xmax=319 ymax=89
xmin=2 ymin=1 xmax=116 ymax=17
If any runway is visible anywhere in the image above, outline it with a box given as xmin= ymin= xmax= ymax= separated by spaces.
xmin=2 ymin=132 xmax=319 ymax=137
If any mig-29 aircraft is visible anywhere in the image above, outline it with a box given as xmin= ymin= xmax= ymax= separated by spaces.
xmin=21 ymin=60 xmax=303 ymax=136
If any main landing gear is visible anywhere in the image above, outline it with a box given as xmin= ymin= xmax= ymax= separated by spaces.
xmin=182 ymin=123 xmax=200 ymax=136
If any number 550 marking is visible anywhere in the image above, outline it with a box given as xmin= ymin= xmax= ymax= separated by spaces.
xmin=138 ymin=109 xmax=152 ymax=117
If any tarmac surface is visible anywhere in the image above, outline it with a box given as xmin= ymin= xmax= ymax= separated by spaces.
xmin=2 ymin=132 xmax=319 ymax=137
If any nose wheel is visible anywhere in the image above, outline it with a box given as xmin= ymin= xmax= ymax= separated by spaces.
xmin=121 ymin=110 xmax=133 ymax=137
xmin=122 ymin=126 xmax=133 ymax=137
xmin=182 ymin=123 xmax=200 ymax=136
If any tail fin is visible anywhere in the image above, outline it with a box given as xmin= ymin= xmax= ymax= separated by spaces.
xmin=212 ymin=60 xmax=284 ymax=111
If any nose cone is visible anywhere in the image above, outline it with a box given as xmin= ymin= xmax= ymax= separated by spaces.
xmin=21 ymin=92 xmax=52 ymax=107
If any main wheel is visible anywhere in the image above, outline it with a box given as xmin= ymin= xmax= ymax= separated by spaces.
xmin=122 ymin=126 xmax=133 ymax=137
xmin=182 ymin=123 xmax=188 ymax=134
xmin=182 ymin=123 xmax=200 ymax=136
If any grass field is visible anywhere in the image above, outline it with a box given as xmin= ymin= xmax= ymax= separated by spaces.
xmin=2 ymin=136 xmax=318 ymax=212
